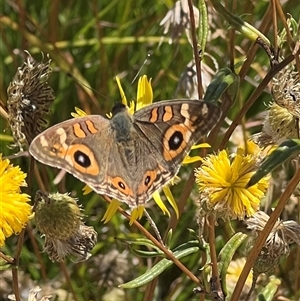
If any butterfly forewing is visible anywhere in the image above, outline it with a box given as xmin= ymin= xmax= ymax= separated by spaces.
xmin=29 ymin=115 xmax=111 ymax=185
xmin=133 ymin=99 xmax=221 ymax=167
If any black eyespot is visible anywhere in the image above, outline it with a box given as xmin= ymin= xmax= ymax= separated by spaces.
xmin=118 ymin=181 xmax=125 ymax=189
xmin=144 ymin=175 xmax=151 ymax=186
xmin=168 ymin=131 xmax=183 ymax=150
xmin=50 ymin=147 xmax=57 ymax=153
xmin=74 ymin=150 xmax=91 ymax=167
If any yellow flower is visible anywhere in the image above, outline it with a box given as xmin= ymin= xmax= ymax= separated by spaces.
xmin=195 ymin=142 xmax=268 ymax=220
xmin=226 ymin=258 xmax=253 ymax=297
xmin=0 ymin=155 xmax=31 ymax=247
xmin=115 ymin=75 xmax=153 ymax=114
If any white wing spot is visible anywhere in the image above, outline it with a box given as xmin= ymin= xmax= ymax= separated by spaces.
xmin=56 ymin=128 xmax=67 ymax=143
xmin=201 ymin=103 xmax=209 ymax=115
xmin=40 ymin=136 xmax=49 ymax=147
xmin=180 ymin=103 xmax=190 ymax=119
xmin=56 ymin=128 xmax=68 ymax=149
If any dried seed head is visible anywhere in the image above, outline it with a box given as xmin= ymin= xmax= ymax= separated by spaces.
xmin=34 ymin=191 xmax=97 ymax=262
xmin=272 ymin=65 xmax=300 ymax=118
xmin=7 ymin=52 xmax=54 ymax=151
xmin=44 ymin=224 xmax=97 ymax=262
xmin=246 ymin=211 xmax=300 ymax=275
xmin=253 ymin=103 xmax=299 ymax=147
xmin=34 ymin=191 xmax=82 ymax=240
xmin=176 ymin=60 xmax=214 ymax=98
xmin=253 ymin=63 xmax=300 ymax=147
xmin=8 ymin=286 xmax=52 ymax=301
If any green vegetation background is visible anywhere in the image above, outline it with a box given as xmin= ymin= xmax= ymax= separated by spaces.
xmin=1 ymin=1 xmax=300 ymax=300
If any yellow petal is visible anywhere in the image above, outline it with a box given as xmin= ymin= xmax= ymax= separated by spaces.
xmin=191 ymin=143 xmax=211 ymax=149
xmin=127 ymin=100 xmax=136 ymax=115
xmin=82 ymin=185 xmax=93 ymax=195
xmin=106 ymin=112 xmax=113 ymax=119
xmin=136 ymin=75 xmax=153 ymax=110
xmin=153 ymin=190 xmax=170 ymax=217
xmin=71 ymin=107 xmax=87 ymax=118
xmin=129 ymin=206 xmax=144 ymax=225
xmin=115 ymin=76 xmax=128 ymax=106
xmin=0 ymin=155 xmax=31 ymax=247
xmin=102 ymin=199 xmax=120 ymax=223
xmin=183 ymin=155 xmax=202 ymax=164
xmin=162 ymin=186 xmax=179 ymax=218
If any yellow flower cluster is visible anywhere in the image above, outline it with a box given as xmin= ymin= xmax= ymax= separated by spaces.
xmin=0 ymin=155 xmax=31 ymax=247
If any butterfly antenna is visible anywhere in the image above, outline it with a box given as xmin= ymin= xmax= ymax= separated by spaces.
xmin=130 ymin=53 xmax=151 ymax=85
xmin=113 ymin=54 xmax=151 ymax=107
xmin=66 ymin=72 xmax=109 ymax=101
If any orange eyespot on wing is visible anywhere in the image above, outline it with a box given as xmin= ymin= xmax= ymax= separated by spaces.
xmin=49 ymin=143 xmax=100 ymax=176
xmin=109 ymin=176 xmax=134 ymax=197
xmin=67 ymin=145 xmax=100 ymax=176
xmin=137 ymin=170 xmax=157 ymax=195
xmin=162 ymin=124 xmax=190 ymax=161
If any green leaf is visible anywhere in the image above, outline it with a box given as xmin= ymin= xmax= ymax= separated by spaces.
xmin=204 ymin=67 xmax=239 ymax=103
xmin=218 ymin=232 xmax=248 ymax=296
xmin=165 ymin=229 xmax=173 ymax=248
xmin=247 ymin=139 xmax=300 ymax=187
xmin=0 ymin=258 xmax=11 ymax=271
xmin=198 ymin=0 xmax=208 ymax=53
xmin=119 ymin=246 xmax=199 ymax=289
xmin=256 ymin=277 xmax=281 ymax=301
xmin=116 ymin=237 xmax=164 ymax=256
xmin=130 ymin=249 xmax=164 ymax=258
xmin=210 ymin=0 xmax=270 ymax=45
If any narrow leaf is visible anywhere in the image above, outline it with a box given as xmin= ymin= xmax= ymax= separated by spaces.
xmin=119 ymin=246 xmax=199 ymax=289
xmin=247 ymin=139 xmax=300 ymax=187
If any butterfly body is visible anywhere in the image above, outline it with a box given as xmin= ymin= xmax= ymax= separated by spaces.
xmin=29 ymin=100 xmax=221 ymax=207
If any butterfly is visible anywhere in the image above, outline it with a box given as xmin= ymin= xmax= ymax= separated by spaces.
xmin=29 ymin=100 xmax=221 ymax=208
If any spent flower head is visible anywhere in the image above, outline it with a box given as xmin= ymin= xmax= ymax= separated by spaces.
xmin=272 ymin=63 xmax=300 ymax=118
xmin=195 ymin=141 xmax=268 ymax=220
xmin=34 ymin=191 xmax=97 ymax=262
xmin=7 ymin=52 xmax=54 ymax=151
xmin=246 ymin=210 xmax=300 ymax=257
xmin=43 ymin=223 xmax=97 ymax=262
xmin=0 ymin=154 xmax=31 ymax=247
xmin=176 ymin=60 xmax=214 ymax=98
xmin=246 ymin=210 xmax=300 ymax=279
xmin=253 ymin=102 xmax=299 ymax=147
xmin=254 ymin=63 xmax=300 ymax=147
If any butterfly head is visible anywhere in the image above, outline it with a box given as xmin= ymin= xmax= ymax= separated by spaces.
xmin=111 ymin=103 xmax=128 ymax=116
